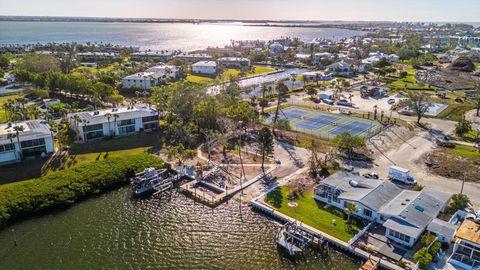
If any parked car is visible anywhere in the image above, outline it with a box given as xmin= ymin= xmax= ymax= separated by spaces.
xmin=363 ymin=172 xmax=379 ymax=179
xmin=388 ymin=98 xmax=396 ymax=105
xmin=343 ymin=165 xmax=354 ymax=172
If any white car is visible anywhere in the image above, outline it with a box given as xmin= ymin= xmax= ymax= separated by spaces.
xmin=388 ymin=98 xmax=396 ymax=105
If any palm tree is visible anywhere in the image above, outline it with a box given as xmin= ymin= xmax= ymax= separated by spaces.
xmin=105 ymin=113 xmax=112 ymax=136
xmin=112 ymin=113 xmax=119 ymax=136
xmin=27 ymin=105 xmax=40 ymax=120
xmin=345 ymin=202 xmax=358 ymax=223
xmin=6 ymin=132 xmax=18 ymax=160
xmin=13 ymin=125 xmax=25 ymax=159
xmin=315 ymin=73 xmax=320 ymax=88
xmin=257 ymin=127 xmax=274 ymax=172
xmin=81 ymin=119 xmax=90 ymax=141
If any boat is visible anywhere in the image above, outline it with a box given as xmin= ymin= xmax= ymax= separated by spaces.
xmin=131 ymin=168 xmax=169 ymax=196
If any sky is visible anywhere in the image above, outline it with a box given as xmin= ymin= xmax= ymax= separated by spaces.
xmin=0 ymin=0 xmax=479 ymax=22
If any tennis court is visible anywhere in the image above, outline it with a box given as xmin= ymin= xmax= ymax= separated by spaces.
xmin=328 ymin=120 xmax=373 ymax=136
xmin=268 ymin=106 xmax=382 ymax=139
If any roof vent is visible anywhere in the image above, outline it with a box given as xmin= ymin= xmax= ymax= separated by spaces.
xmin=401 ymin=202 xmax=406 ymax=206
xmin=406 ymin=199 xmax=410 ymax=202
xmin=350 ymin=180 xmax=358 ymax=187
xmin=93 ymin=111 xmax=99 ymax=115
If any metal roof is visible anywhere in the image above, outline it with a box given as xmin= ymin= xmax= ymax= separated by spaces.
xmin=0 ymin=120 xmax=52 ymax=145
xmin=68 ymin=105 xmax=158 ymax=126
xmin=427 ymin=218 xmax=458 ymax=239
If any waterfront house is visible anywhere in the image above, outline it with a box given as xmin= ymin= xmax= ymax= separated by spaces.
xmin=313 ymin=52 xmax=334 ymax=65
xmin=68 ymin=105 xmax=158 ymax=142
xmin=191 ymin=61 xmax=217 ymax=75
xmin=448 ymin=219 xmax=480 ymax=269
xmin=269 ymin=43 xmax=284 ymax=53
xmin=301 ymin=71 xmax=333 ymax=81
xmin=122 ymin=64 xmax=178 ymax=90
xmin=314 ymin=172 xmax=451 ymax=247
xmin=217 ymin=57 xmax=251 ymax=69
xmin=0 ymin=120 xmax=55 ymax=164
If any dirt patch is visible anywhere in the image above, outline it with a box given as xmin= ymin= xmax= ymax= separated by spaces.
xmin=205 ymin=146 xmax=266 ymax=164
xmin=416 ymin=68 xmax=478 ymax=90
xmin=423 ymin=150 xmax=480 ymax=183
xmin=367 ymin=124 xmax=415 ymax=158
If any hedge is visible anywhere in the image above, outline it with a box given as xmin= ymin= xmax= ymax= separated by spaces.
xmin=0 ymin=154 xmax=168 ymax=226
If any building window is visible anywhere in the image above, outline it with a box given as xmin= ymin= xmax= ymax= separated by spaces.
xmin=0 ymin=143 xmax=15 ymax=152
xmin=389 ymin=229 xmax=411 ymax=243
xmin=118 ymin=125 xmax=135 ymax=135
xmin=363 ymin=209 xmax=372 ymax=218
xmin=142 ymin=116 xmax=157 ymax=123
xmin=143 ymin=122 xmax=158 ymax=130
xmin=86 ymin=130 xmax=104 ymax=140
xmin=119 ymin=119 xmax=135 ymax=126
xmin=21 ymin=138 xmax=45 ymax=149
xmin=83 ymin=123 xmax=103 ymax=132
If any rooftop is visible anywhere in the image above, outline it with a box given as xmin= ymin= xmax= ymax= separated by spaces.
xmin=68 ymin=105 xmax=158 ymax=126
xmin=192 ymin=61 xmax=217 ymax=67
xmin=456 ymin=219 xmax=480 ymax=244
xmin=0 ymin=120 xmax=52 ymax=145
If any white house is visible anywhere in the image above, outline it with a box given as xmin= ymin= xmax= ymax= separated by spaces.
xmin=217 ymin=57 xmax=251 ymax=69
xmin=301 ymin=71 xmax=333 ymax=81
xmin=68 ymin=105 xmax=159 ymax=142
xmin=326 ymin=61 xmax=356 ymax=77
xmin=448 ymin=219 xmax=480 ymax=270
xmin=313 ymin=52 xmax=334 ymax=65
xmin=314 ymin=172 xmax=451 ymax=247
xmin=0 ymin=120 xmax=55 ymax=164
xmin=122 ymin=65 xmax=178 ymax=90
xmin=191 ymin=61 xmax=217 ymax=75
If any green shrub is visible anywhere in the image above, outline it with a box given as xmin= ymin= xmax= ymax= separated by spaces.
xmin=0 ymin=154 xmax=167 ymax=226
xmin=413 ymin=247 xmax=433 ymax=270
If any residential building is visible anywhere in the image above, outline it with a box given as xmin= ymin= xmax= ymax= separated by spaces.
xmin=314 ymin=172 xmax=451 ymax=247
xmin=68 ymin=105 xmax=158 ymax=142
xmin=0 ymin=120 xmax=55 ymax=164
xmin=448 ymin=219 xmax=480 ymax=270
xmin=122 ymin=64 xmax=178 ymax=90
xmin=131 ymin=50 xmax=176 ymax=62
xmin=76 ymin=52 xmax=118 ymax=61
xmin=313 ymin=52 xmax=334 ymax=65
xmin=174 ymin=53 xmax=213 ymax=62
xmin=217 ymin=57 xmax=251 ymax=69
xmin=269 ymin=43 xmax=284 ymax=53
xmin=326 ymin=61 xmax=356 ymax=77
xmin=191 ymin=61 xmax=217 ymax=75
xmin=301 ymin=71 xmax=333 ymax=81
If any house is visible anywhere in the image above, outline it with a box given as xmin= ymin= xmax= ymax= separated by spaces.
xmin=0 ymin=120 xmax=55 ymax=164
xmin=448 ymin=219 xmax=480 ymax=269
xmin=122 ymin=65 xmax=178 ymax=90
xmin=313 ymin=52 xmax=334 ymax=65
xmin=76 ymin=52 xmax=118 ymax=61
xmin=314 ymin=172 xmax=451 ymax=247
xmin=174 ymin=53 xmax=213 ymax=62
xmin=191 ymin=61 xmax=217 ymax=75
xmin=269 ymin=43 xmax=284 ymax=53
xmin=217 ymin=57 xmax=251 ymax=69
xmin=326 ymin=61 xmax=356 ymax=77
xmin=301 ymin=71 xmax=333 ymax=81
xmin=361 ymin=52 xmax=399 ymax=65
xmin=68 ymin=105 xmax=158 ymax=142
xmin=205 ymin=47 xmax=237 ymax=57
xmin=42 ymin=98 xmax=61 ymax=109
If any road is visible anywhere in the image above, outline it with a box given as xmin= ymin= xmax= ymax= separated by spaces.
xmin=358 ymin=130 xmax=480 ymax=209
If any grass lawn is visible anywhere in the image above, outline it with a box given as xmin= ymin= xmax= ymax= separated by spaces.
xmin=264 ymin=186 xmax=360 ymax=242
xmin=0 ymin=132 xmax=165 ymax=185
xmin=71 ymin=63 xmax=120 ymax=76
xmin=388 ymin=68 xmax=437 ymax=90
xmin=186 ymin=74 xmax=215 ymax=84
xmin=220 ymin=65 xmax=276 ymax=80
xmin=0 ymin=94 xmax=23 ymax=123
xmin=436 ymin=102 xmax=476 ymax=121
xmin=448 ymin=144 xmax=480 ymax=163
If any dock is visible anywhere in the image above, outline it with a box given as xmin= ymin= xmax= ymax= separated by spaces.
xmin=359 ymin=257 xmax=380 ymax=270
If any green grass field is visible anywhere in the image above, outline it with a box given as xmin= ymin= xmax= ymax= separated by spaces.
xmin=448 ymin=144 xmax=480 ymax=163
xmin=436 ymin=103 xmax=476 ymax=121
xmin=221 ymin=65 xmax=276 ymax=80
xmin=0 ymin=132 xmax=165 ymax=185
xmin=186 ymin=74 xmax=216 ymax=84
xmin=264 ymin=186 xmax=360 ymax=242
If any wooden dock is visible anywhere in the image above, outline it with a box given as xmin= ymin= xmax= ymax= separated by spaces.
xmin=360 ymin=257 xmax=379 ymax=270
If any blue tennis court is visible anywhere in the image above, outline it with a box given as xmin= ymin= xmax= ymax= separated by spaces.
xmin=328 ymin=120 xmax=373 ymax=136
xmin=279 ymin=108 xmax=310 ymax=120
xmin=296 ymin=114 xmax=340 ymax=130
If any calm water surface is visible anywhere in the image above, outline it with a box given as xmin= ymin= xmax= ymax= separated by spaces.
xmin=0 ymin=187 xmax=359 ymax=270
xmin=0 ymin=22 xmax=366 ymax=51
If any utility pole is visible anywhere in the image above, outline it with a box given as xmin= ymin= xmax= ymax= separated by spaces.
xmin=460 ymin=171 xmax=466 ymax=194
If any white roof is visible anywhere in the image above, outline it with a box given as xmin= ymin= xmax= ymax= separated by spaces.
xmin=68 ymin=105 xmax=158 ymax=126
xmin=0 ymin=120 xmax=52 ymax=145
xmin=192 ymin=61 xmax=217 ymax=67
xmin=123 ymin=71 xmax=159 ymax=80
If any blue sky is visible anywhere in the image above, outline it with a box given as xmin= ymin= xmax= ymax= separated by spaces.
xmin=0 ymin=0 xmax=479 ymax=22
